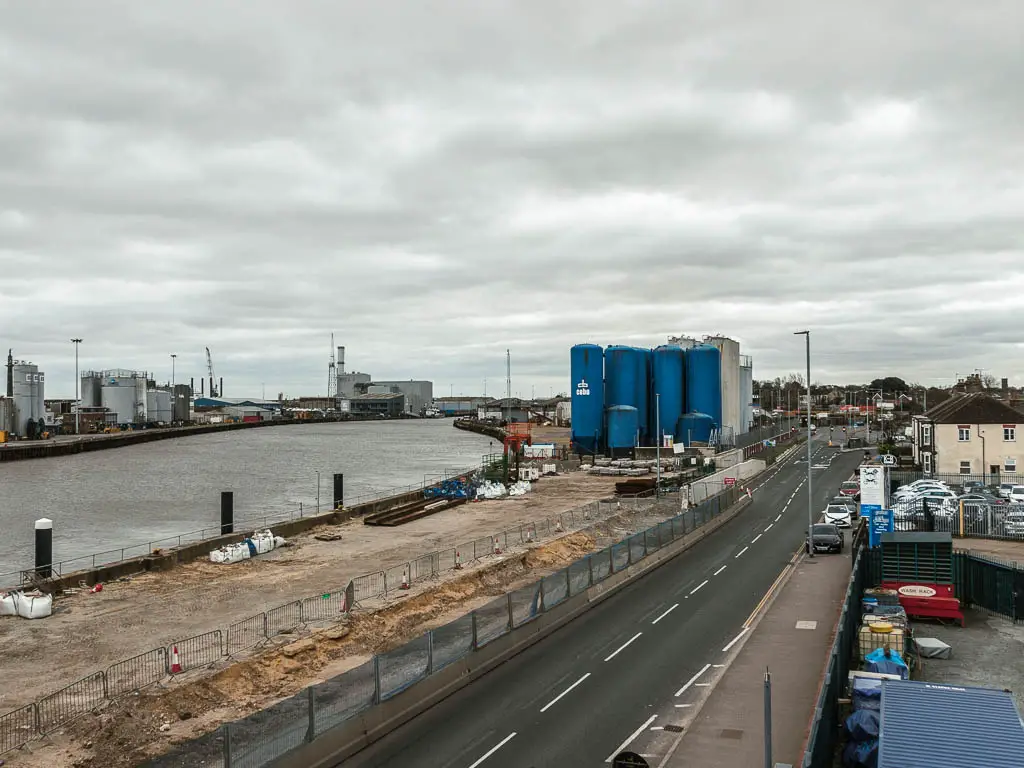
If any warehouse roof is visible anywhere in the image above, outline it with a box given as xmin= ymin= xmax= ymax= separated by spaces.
xmin=878 ymin=680 xmax=1024 ymax=767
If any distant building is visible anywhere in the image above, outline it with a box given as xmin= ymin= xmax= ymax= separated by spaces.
xmin=477 ymin=397 xmax=532 ymax=422
xmin=435 ymin=396 xmax=488 ymax=416
xmin=912 ymin=392 xmax=1023 ymax=477
xmin=372 ymin=380 xmax=433 ymax=416
xmin=337 ymin=371 xmax=372 ymax=398
xmin=341 ymin=392 xmax=405 ymax=418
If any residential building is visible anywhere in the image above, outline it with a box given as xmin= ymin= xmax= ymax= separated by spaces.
xmin=912 ymin=393 xmax=1022 ymax=478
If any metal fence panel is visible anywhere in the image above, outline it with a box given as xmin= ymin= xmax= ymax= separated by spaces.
xmin=435 ymin=547 xmax=458 ymax=573
xmin=628 ymin=533 xmax=646 ymax=564
xmin=301 ymin=590 xmax=347 ymax=625
xmin=409 ymin=552 xmax=438 ymax=582
xmin=431 ymin=613 xmax=474 ymax=670
xmin=0 ymin=703 xmax=37 ymax=755
xmin=383 ymin=562 xmax=410 ymax=593
xmin=227 ymin=612 xmax=266 ymax=654
xmin=227 ymin=690 xmax=309 ymax=768
xmin=509 ymin=582 xmax=543 ymax=627
xmin=644 ymin=526 xmax=660 ymax=553
xmin=542 ymin=570 xmax=569 ymax=609
xmin=352 ymin=571 xmax=385 ymax=603
xmin=106 ymin=647 xmax=167 ymax=697
xmin=611 ymin=541 xmax=629 ymax=572
xmin=592 ymin=547 xmax=613 ymax=583
xmin=473 ymin=596 xmax=511 ymax=647
xmin=267 ymin=601 xmax=302 ymax=639
xmin=378 ymin=634 xmax=430 ymax=700
xmin=36 ymin=672 xmax=106 ymax=733
xmin=168 ymin=630 xmax=223 ymax=674
xmin=313 ymin=659 xmax=376 ymax=734
xmin=568 ymin=558 xmax=591 ymax=596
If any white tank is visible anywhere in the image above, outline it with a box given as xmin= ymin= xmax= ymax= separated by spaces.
xmin=146 ymin=390 xmax=158 ymax=423
xmin=156 ymin=390 xmax=173 ymax=423
xmin=80 ymin=374 xmax=102 ymax=408
xmin=134 ymin=376 xmax=147 ymax=423
xmin=10 ymin=362 xmax=41 ymax=434
xmin=101 ymin=383 xmax=137 ymax=424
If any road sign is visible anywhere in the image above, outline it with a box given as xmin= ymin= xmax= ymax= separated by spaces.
xmin=867 ymin=507 xmax=893 ymax=548
xmin=724 ymin=477 xmax=736 ymax=486
xmin=881 ymin=454 xmax=897 ymax=466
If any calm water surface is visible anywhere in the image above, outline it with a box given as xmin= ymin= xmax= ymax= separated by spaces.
xmin=0 ymin=419 xmax=493 ymax=575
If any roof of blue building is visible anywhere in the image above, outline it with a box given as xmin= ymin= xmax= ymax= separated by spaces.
xmin=879 ymin=679 xmax=1024 ymax=767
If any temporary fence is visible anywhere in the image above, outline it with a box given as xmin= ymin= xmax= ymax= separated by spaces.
xmin=0 ymin=489 xmax=666 ymax=757
xmin=136 ymin=484 xmax=744 ymax=768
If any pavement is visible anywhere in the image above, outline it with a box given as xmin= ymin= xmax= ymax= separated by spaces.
xmin=337 ymin=435 xmax=863 ymax=768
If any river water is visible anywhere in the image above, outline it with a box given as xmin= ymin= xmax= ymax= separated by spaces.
xmin=0 ymin=419 xmax=494 ymax=577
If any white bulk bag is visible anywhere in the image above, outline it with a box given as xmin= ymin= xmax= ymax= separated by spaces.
xmin=0 ymin=591 xmax=18 ymax=617
xmin=15 ymin=591 xmax=53 ymax=620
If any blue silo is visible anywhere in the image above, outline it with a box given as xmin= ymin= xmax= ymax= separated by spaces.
xmin=570 ymin=344 xmax=604 ymax=454
xmin=604 ymin=345 xmax=640 ymax=413
xmin=651 ymin=346 xmax=685 ymax=444
xmin=685 ymin=344 xmax=722 ymax=429
xmin=677 ymin=412 xmax=715 ymax=444
xmin=607 ymin=405 xmax=639 ymax=456
xmin=634 ymin=347 xmax=652 ymax=446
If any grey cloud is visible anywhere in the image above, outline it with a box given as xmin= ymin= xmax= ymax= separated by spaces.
xmin=2 ymin=0 xmax=1023 ymax=398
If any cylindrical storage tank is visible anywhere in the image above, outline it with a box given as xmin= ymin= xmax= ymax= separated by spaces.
xmin=80 ymin=375 xmax=102 ymax=408
xmin=34 ymin=371 xmax=45 ymax=422
xmin=634 ymin=347 xmax=651 ymax=446
xmin=676 ymin=412 xmax=715 ymax=445
xmin=146 ymin=390 xmax=158 ymax=423
xmin=685 ymin=344 xmax=722 ymax=429
xmin=156 ymin=390 xmax=173 ymax=423
xmin=606 ymin=405 xmax=639 ymax=456
xmin=101 ymin=383 xmax=136 ymax=425
xmin=651 ymin=346 xmax=685 ymax=444
xmin=604 ymin=345 xmax=640 ymax=412
xmin=11 ymin=363 xmax=37 ymax=435
xmin=134 ymin=376 xmax=147 ymax=423
xmin=570 ymin=344 xmax=605 ymax=455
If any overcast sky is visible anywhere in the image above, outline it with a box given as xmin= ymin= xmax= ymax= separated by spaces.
xmin=2 ymin=1 xmax=1022 ymax=400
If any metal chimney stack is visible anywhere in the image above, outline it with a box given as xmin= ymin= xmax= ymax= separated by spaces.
xmin=338 ymin=346 xmax=346 ymax=375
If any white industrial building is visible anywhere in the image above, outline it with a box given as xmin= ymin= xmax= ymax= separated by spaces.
xmin=79 ymin=369 xmax=174 ymax=426
xmin=371 ymin=380 xmax=434 ymax=416
xmin=333 ymin=346 xmax=434 ymax=416
xmin=3 ymin=352 xmax=47 ymax=437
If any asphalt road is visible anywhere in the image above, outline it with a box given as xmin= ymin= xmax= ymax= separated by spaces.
xmin=339 ymin=437 xmax=864 ymax=768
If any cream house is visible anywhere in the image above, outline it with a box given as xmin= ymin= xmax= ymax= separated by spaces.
xmin=913 ymin=393 xmax=1023 ymax=479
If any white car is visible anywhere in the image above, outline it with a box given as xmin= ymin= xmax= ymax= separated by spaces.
xmin=997 ymin=482 xmax=1015 ymax=499
xmin=1009 ymin=486 xmax=1024 ymax=504
xmin=823 ymin=504 xmax=853 ymax=528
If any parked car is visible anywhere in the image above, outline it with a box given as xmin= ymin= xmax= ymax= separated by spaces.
xmin=806 ymin=523 xmax=844 ymax=554
xmin=839 ymin=481 xmax=861 ymax=500
xmin=1009 ymin=486 xmax=1024 ymax=504
xmin=962 ymin=480 xmax=985 ymax=492
xmin=1003 ymin=509 xmax=1024 ymax=536
xmin=830 ymin=496 xmax=859 ymax=515
xmin=997 ymin=482 xmax=1015 ymax=499
xmin=823 ymin=503 xmax=853 ymax=528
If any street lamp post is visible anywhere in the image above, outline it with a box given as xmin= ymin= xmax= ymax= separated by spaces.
xmin=71 ymin=338 xmax=82 ymax=435
xmin=794 ymin=331 xmax=814 ymax=558
xmin=655 ymin=392 xmax=662 ymax=498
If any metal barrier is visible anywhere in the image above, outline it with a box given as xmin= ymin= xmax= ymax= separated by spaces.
xmin=168 ymin=630 xmax=224 ymax=674
xmin=106 ymin=648 xmax=168 ymax=698
xmin=300 ymin=590 xmax=348 ymax=625
xmin=0 ymin=703 xmax=38 ymax=754
xmin=228 ymin=613 xmax=268 ymax=655
xmin=36 ymin=672 xmax=106 ymax=733
xmin=267 ymin=602 xmax=303 ymax=639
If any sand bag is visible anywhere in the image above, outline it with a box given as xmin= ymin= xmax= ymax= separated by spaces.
xmin=15 ymin=591 xmax=53 ymax=620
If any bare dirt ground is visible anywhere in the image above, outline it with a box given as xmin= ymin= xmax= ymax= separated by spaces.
xmin=0 ymin=471 xmax=623 ymax=714
xmin=7 ymin=501 xmax=678 ymax=768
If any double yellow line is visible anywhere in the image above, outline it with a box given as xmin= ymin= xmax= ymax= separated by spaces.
xmin=743 ymin=543 xmax=804 ymax=628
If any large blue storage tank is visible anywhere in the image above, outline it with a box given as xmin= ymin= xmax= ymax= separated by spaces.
xmin=651 ymin=345 xmax=684 ymax=443
xmin=607 ymin=405 xmax=639 ymax=454
xmin=604 ymin=345 xmax=640 ymax=413
xmin=570 ymin=344 xmax=604 ymax=454
xmin=677 ymin=412 xmax=715 ymax=444
xmin=634 ymin=347 xmax=652 ymax=446
xmin=685 ymin=344 xmax=722 ymax=429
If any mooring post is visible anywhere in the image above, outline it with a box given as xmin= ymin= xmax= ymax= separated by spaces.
xmin=333 ymin=473 xmax=344 ymax=509
xmin=221 ymin=491 xmax=234 ymax=535
xmin=35 ymin=518 xmax=53 ymax=578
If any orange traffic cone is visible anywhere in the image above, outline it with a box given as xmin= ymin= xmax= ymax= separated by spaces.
xmin=454 ymin=550 xmax=463 ymax=570
xmin=170 ymin=645 xmax=182 ymax=674
xmin=400 ymin=571 xmax=410 ymax=590
xmin=493 ymin=537 xmax=502 ymax=555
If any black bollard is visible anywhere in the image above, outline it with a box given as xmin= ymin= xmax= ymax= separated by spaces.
xmin=221 ymin=491 xmax=234 ymax=535
xmin=35 ymin=517 xmax=53 ymax=578
xmin=333 ymin=473 xmax=344 ymax=509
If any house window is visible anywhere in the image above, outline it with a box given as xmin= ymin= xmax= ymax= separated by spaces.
xmin=1005 ymin=458 xmax=1017 ymax=473
xmin=958 ymin=426 xmax=971 ymax=442
xmin=959 ymin=460 xmax=972 ymax=475
xmin=923 ymin=453 xmax=932 ymax=473
xmin=921 ymin=424 xmax=932 ymax=445
xmin=1005 ymin=426 xmax=1016 ymax=442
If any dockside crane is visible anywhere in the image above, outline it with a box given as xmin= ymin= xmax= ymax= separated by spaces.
xmin=206 ymin=347 xmax=219 ymax=398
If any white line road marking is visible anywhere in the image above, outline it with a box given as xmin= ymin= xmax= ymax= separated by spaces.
xmin=775 ymin=514 xmax=782 ymax=522
xmin=696 ymin=683 xmax=711 ymax=687
xmin=605 ymin=715 xmax=658 ymax=763
xmin=652 ymin=603 xmax=679 ymax=625
xmin=713 ymin=664 xmax=725 ymax=668
xmin=468 ymin=732 xmax=517 ymax=768
xmin=764 ymin=523 xmax=773 ymax=532
xmin=751 ymin=534 xmax=763 ymax=543
xmin=650 ymin=726 xmax=664 ymax=731
xmin=539 ymin=673 xmax=591 ymax=713
xmin=604 ymin=632 xmax=643 ymax=662
xmin=675 ymin=663 xmax=712 ymax=697
xmin=690 ymin=579 xmax=709 ymax=595
xmin=713 ymin=565 xmax=727 ymax=576
xmin=674 ymin=703 xmax=693 ymax=708
xmin=722 ymin=627 xmax=749 ymax=653
xmin=735 ymin=546 xmax=749 ymax=558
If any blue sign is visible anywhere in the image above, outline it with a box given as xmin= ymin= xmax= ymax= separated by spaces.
xmin=868 ymin=507 xmax=894 ymax=548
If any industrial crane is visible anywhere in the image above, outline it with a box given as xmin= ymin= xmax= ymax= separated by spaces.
xmin=206 ymin=347 xmax=219 ymax=398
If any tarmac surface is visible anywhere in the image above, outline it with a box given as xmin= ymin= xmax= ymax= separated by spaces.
xmin=337 ymin=435 xmax=862 ymax=767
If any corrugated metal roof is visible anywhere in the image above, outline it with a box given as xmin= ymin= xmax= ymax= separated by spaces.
xmin=879 ymin=679 xmax=1024 ymax=767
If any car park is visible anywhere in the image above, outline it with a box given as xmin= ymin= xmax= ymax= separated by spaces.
xmin=806 ymin=523 xmax=844 ymax=554
xmin=997 ymin=482 xmax=1015 ymax=499
xmin=1003 ymin=509 xmax=1024 ymax=536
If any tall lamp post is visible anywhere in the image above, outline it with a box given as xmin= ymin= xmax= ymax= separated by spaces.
xmin=170 ymin=354 xmax=177 ymax=388
xmin=794 ymin=331 xmax=814 ymax=558
xmin=71 ymin=338 xmax=83 ymax=435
